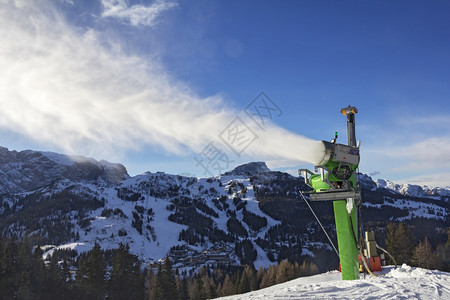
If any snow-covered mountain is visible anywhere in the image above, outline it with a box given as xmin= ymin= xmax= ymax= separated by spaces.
xmin=0 ymin=147 xmax=448 ymax=272
xmin=358 ymin=173 xmax=450 ymax=197
xmin=217 ymin=264 xmax=450 ymax=300
xmin=0 ymin=146 xmax=128 ymax=195
xmin=224 ymin=162 xmax=271 ymax=176
xmin=376 ymin=179 xmax=450 ymax=198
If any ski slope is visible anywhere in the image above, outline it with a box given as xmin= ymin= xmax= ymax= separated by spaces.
xmin=217 ymin=265 xmax=450 ymax=300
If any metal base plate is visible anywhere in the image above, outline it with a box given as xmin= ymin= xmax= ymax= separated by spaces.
xmin=308 ymin=190 xmax=361 ymax=201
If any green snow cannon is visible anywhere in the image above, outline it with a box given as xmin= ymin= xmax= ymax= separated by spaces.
xmin=310 ymin=141 xmax=359 ymax=191
xmin=298 ymin=105 xmax=361 ymax=280
xmin=299 ymin=106 xmax=361 ymax=201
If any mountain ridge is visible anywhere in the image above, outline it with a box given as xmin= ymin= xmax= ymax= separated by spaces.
xmin=0 ymin=146 xmax=448 ymax=272
xmin=224 ymin=162 xmax=271 ymax=176
xmin=0 ymin=146 xmax=128 ymax=195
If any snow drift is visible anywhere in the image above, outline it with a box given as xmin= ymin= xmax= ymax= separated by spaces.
xmin=217 ymin=264 xmax=450 ymax=300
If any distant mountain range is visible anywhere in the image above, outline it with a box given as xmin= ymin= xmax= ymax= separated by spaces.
xmin=0 ymin=147 xmax=448 ymax=272
xmin=358 ymin=173 xmax=450 ymax=198
xmin=0 ymin=146 xmax=128 ymax=195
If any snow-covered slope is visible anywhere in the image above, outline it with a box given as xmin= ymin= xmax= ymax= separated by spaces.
xmin=33 ymin=172 xmax=283 ymax=269
xmin=217 ymin=265 xmax=450 ymax=300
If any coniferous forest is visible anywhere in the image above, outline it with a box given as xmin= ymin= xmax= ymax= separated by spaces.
xmin=1 ymin=222 xmax=449 ymax=300
xmin=0 ymin=236 xmax=320 ymax=300
xmin=0 ymin=239 xmax=144 ymax=300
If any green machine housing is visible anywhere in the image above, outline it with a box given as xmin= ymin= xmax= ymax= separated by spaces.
xmin=300 ymin=140 xmax=361 ymax=201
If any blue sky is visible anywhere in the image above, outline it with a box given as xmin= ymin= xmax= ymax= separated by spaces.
xmin=1 ymin=0 xmax=449 ymax=186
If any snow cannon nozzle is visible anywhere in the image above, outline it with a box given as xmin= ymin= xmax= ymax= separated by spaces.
xmin=341 ymin=105 xmax=358 ymax=116
xmin=341 ymin=105 xmax=358 ymax=147
xmin=316 ymin=141 xmax=360 ymax=168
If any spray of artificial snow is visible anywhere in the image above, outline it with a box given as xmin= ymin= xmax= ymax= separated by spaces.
xmin=247 ymin=125 xmax=326 ymax=165
xmin=0 ymin=2 xmax=325 ymax=167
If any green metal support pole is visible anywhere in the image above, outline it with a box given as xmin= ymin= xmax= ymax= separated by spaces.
xmin=333 ymin=200 xmax=359 ymax=280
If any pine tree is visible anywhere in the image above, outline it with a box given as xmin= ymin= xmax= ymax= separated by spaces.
xmin=150 ymin=257 xmax=179 ymax=300
xmin=238 ymin=268 xmax=250 ymax=294
xmin=204 ymin=276 xmax=218 ymax=299
xmin=220 ymin=274 xmax=234 ymax=296
xmin=16 ymin=240 xmax=35 ymax=300
xmin=256 ymin=266 xmax=267 ymax=289
xmin=397 ymin=222 xmax=414 ymax=264
xmin=45 ymin=253 xmax=67 ymax=300
xmin=436 ymin=231 xmax=450 ymax=272
xmin=76 ymin=242 xmax=106 ymax=300
xmin=260 ymin=264 xmax=277 ymax=288
xmin=190 ymin=275 xmax=206 ymax=300
xmin=176 ymin=275 xmax=189 ymax=300
xmin=386 ymin=222 xmax=398 ymax=264
xmin=148 ymin=267 xmax=163 ymax=300
xmin=386 ymin=222 xmax=414 ymax=265
xmin=239 ymin=265 xmax=256 ymax=293
xmin=0 ymin=238 xmax=62 ymax=300
xmin=109 ymin=243 xmax=144 ymax=300
xmin=18 ymin=239 xmax=49 ymax=300
xmin=159 ymin=256 xmax=179 ymax=300
xmin=0 ymin=237 xmax=12 ymax=297
xmin=61 ymin=258 xmax=72 ymax=284
xmin=275 ymin=260 xmax=291 ymax=284
xmin=411 ymin=236 xmax=441 ymax=270
xmin=232 ymin=268 xmax=241 ymax=294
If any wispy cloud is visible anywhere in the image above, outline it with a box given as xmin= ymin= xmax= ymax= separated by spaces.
xmin=395 ymin=172 xmax=450 ymax=188
xmin=365 ymin=137 xmax=450 ymax=175
xmin=0 ymin=1 xmax=322 ymax=166
xmin=393 ymin=137 xmax=450 ymax=162
xmin=397 ymin=115 xmax=450 ymax=134
xmin=101 ymin=0 xmax=177 ymax=27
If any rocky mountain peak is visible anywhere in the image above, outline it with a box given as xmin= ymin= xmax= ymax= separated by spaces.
xmin=0 ymin=147 xmax=129 ymax=194
xmin=224 ymin=162 xmax=271 ymax=176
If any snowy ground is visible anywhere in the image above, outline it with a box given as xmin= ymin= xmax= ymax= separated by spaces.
xmin=217 ymin=265 xmax=450 ymax=300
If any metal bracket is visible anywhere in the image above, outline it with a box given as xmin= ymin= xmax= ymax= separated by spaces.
xmin=307 ymin=190 xmax=361 ymax=201
xmin=298 ymin=169 xmax=314 ymax=185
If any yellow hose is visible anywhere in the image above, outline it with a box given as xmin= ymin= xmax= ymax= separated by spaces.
xmin=358 ymin=249 xmax=377 ymax=277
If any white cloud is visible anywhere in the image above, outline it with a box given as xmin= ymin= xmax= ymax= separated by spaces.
xmin=0 ymin=1 xmax=323 ymax=166
xmin=60 ymin=0 xmax=74 ymax=5
xmin=398 ymin=115 xmax=450 ymax=130
xmin=394 ymin=172 xmax=450 ymax=188
xmin=361 ymin=136 xmax=450 ymax=186
xmin=370 ymin=137 xmax=450 ymax=169
xmin=101 ymin=0 xmax=177 ymax=27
